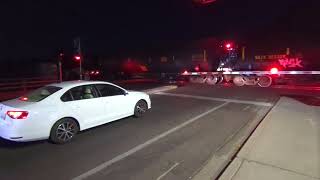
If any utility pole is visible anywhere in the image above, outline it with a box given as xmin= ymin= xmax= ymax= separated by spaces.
xmin=242 ymin=46 xmax=246 ymax=61
xmin=79 ymin=53 xmax=82 ymax=80
xmin=58 ymin=57 xmax=62 ymax=82
xmin=286 ymin=48 xmax=290 ymax=56
xmin=203 ymin=49 xmax=207 ymax=62
xmin=58 ymin=61 xmax=62 ymax=82
xmin=58 ymin=52 xmax=64 ymax=82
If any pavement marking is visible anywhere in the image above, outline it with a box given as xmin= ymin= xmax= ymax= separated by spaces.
xmin=156 ymin=162 xmax=180 ymax=180
xmin=242 ymin=105 xmax=251 ymax=111
xmin=144 ymin=85 xmax=178 ymax=94
xmin=252 ymin=106 xmax=260 ymax=112
xmin=73 ymin=102 xmax=229 ymax=180
xmin=155 ymin=92 xmax=273 ymax=107
xmin=272 ymin=85 xmax=320 ymax=91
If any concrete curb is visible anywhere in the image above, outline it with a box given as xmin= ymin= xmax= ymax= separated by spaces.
xmin=218 ymin=97 xmax=285 ymax=180
xmin=219 ymin=157 xmax=244 ymax=180
xmin=191 ymin=99 xmax=278 ymax=180
xmin=143 ymin=85 xmax=178 ymax=94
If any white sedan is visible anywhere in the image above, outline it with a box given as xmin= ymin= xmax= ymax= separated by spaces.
xmin=0 ymin=81 xmax=151 ymax=144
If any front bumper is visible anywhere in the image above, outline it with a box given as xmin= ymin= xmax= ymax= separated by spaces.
xmin=147 ymin=97 xmax=152 ymax=109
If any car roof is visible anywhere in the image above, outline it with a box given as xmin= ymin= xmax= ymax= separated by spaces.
xmin=49 ymin=80 xmax=115 ymax=89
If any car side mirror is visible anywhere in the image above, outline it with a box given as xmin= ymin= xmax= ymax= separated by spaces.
xmin=124 ymin=91 xmax=129 ymax=96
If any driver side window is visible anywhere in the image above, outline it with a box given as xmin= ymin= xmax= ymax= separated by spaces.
xmin=95 ymin=84 xmax=125 ymax=97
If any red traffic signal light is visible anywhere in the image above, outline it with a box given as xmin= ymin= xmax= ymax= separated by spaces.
xmin=224 ymin=43 xmax=233 ymax=50
xmin=74 ymin=55 xmax=81 ymax=61
xmin=270 ymin=67 xmax=279 ymax=74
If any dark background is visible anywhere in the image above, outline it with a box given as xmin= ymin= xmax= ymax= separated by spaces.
xmin=1 ymin=0 xmax=319 ymax=59
xmin=0 ymin=0 xmax=320 ymax=79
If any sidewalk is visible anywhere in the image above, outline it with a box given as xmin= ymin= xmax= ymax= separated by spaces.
xmin=220 ymin=97 xmax=320 ymax=180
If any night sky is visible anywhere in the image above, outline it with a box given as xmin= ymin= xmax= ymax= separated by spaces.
xmin=1 ymin=0 xmax=319 ymax=60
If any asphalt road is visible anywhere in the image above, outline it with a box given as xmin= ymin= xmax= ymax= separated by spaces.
xmin=0 ymin=83 xmax=319 ymax=180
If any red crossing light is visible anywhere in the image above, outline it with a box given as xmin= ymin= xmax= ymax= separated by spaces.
xmin=74 ymin=55 xmax=81 ymax=61
xmin=270 ymin=67 xmax=279 ymax=74
xmin=225 ymin=43 xmax=233 ymax=50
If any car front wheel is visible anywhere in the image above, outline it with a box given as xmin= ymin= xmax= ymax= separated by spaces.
xmin=134 ymin=100 xmax=148 ymax=118
xmin=50 ymin=118 xmax=79 ymax=144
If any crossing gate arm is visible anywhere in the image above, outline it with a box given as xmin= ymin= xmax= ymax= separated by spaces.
xmin=183 ymin=71 xmax=320 ymax=76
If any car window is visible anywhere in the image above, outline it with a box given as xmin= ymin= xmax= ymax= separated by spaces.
xmin=62 ymin=85 xmax=98 ymax=101
xmin=95 ymin=84 xmax=125 ymax=97
xmin=60 ymin=91 xmax=73 ymax=102
xmin=21 ymin=86 xmax=62 ymax=102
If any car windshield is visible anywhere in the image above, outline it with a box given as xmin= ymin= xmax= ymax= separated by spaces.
xmin=21 ymin=86 xmax=62 ymax=102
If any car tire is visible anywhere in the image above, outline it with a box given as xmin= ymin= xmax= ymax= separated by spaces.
xmin=50 ymin=118 xmax=79 ymax=144
xmin=134 ymin=100 xmax=148 ymax=118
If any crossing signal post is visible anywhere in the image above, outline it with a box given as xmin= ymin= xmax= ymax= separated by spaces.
xmin=74 ymin=37 xmax=83 ymax=80
xmin=74 ymin=55 xmax=82 ymax=80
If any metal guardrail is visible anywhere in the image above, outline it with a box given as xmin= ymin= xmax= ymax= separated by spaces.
xmin=0 ymin=77 xmax=58 ymax=93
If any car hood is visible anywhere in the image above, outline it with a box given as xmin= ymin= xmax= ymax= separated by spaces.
xmin=128 ymin=91 xmax=148 ymax=96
